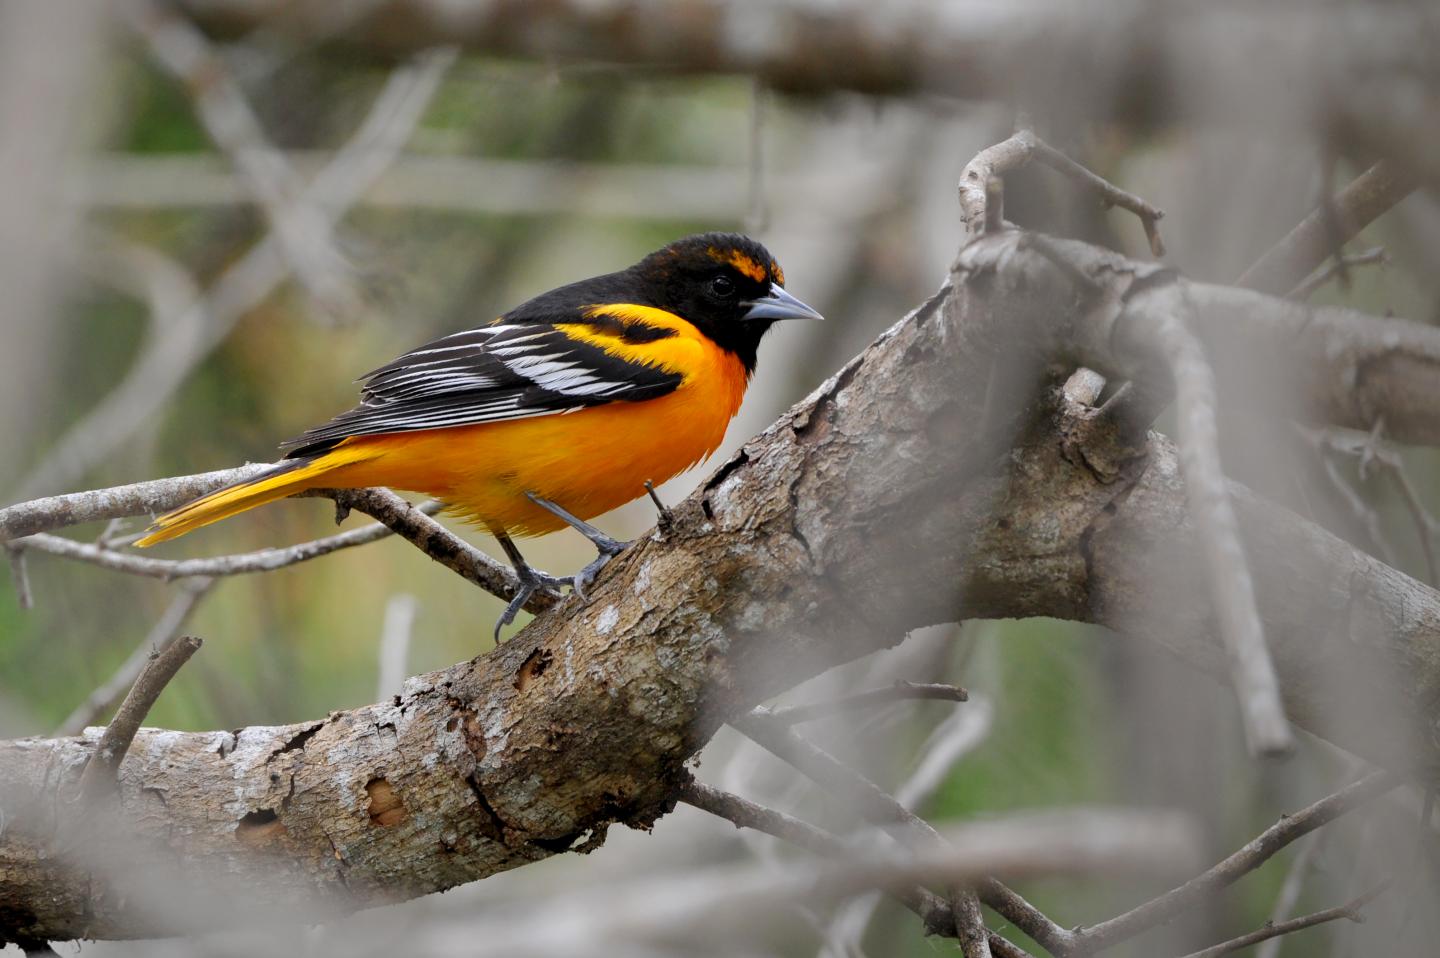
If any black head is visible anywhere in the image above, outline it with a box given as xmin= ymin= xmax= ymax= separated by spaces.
xmin=629 ymin=232 xmax=822 ymax=373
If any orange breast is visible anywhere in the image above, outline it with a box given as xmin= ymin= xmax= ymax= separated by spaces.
xmin=315 ymin=317 xmax=749 ymax=536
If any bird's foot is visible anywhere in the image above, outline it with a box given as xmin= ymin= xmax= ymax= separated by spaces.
xmin=493 ymin=564 xmax=568 ymax=643
xmin=567 ymin=549 xmax=624 ymax=603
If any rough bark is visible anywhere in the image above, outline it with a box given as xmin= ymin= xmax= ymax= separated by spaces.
xmin=5 ymin=233 xmax=1440 ymax=942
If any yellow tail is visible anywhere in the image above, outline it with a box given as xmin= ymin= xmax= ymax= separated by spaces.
xmin=136 ymin=444 xmax=377 ymax=547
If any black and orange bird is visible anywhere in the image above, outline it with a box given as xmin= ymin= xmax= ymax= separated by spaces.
xmin=137 ymin=233 xmax=822 ymax=636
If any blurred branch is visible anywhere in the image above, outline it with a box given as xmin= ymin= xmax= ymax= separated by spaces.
xmin=8 ymin=47 xmax=454 ymax=502
xmin=1072 ymin=771 xmax=1405 ymax=952
xmin=959 ymin=129 xmax=1164 ymax=255
xmin=10 ymin=500 xmax=445 ymax=581
xmin=1136 ymin=287 xmax=1291 ymax=757
xmin=72 ymin=151 xmax=887 ymax=222
xmin=1287 ymin=247 xmax=1387 ymax=301
xmin=760 ymin=681 xmax=969 ymax=725
xmin=1177 ymin=886 xmax=1384 ymax=958
xmin=119 ymin=0 xmax=355 ymax=314
xmin=679 ymin=781 xmax=1001 ymax=948
xmin=1237 ymin=160 xmax=1415 ymax=296
xmin=170 ymin=0 xmax=1440 ymax=146
xmin=76 ymin=635 xmax=203 ymax=802
xmin=822 ymin=696 xmax=996 ymax=957
xmin=732 ymin=712 xmax=1063 ymax=957
xmin=56 ymin=578 xmax=215 ymax=736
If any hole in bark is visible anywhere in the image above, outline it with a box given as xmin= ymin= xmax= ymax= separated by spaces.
xmin=366 ymin=778 xmax=408 ymax=826
xmin=514 ymin=649 xmax=553 ymax=692
xmin=235 ymin=808 xmax=288 ymax=845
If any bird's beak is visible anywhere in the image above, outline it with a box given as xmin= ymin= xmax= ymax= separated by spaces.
xmin=743 ymin=283 xmax=824 ymax=323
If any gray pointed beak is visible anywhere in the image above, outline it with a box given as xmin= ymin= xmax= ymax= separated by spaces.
xmin=742 ymin=283 xmax=824 ymax=323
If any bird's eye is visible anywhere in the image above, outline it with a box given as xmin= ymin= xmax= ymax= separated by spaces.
xmin=710 ymin=275 xmax=735 ymax=298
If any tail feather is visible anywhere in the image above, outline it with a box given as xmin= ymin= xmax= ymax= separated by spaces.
xmin=136 ymin=445 xmax=376 ymax=547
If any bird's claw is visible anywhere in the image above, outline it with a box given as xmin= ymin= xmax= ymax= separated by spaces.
xmin=493 ymin=566 xmax=567 ymax=643
xmin=568 ymin=549 xmax=622 ymax=603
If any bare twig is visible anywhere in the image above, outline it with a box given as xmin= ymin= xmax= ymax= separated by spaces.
xmin=761 ymin=682 xmax=969 ymax=725
xmin=12 ymin=501 xmax=444 ymax=580
xmin=680 ymin=781 xmax=966 ymax=941
xmin=56 ymin=579 xmax=215 ymax=736
xmin=823 ymin=698 xmax=996 ymax=957
xmin=5 ymin=544 xmax=31 ymax=610
xmin=732 ymin=712 xmax=1073 ymax=956
xmin=322 ymin=488 xmax=558 ymax=615
xmin=1237 ymin=160 xmax=1417 ymax=296
xmin=2 ymin=469 xmax=555 ymax=614
xmin=959 ymin=129 xmax=1165 ymax=255
xmin=1074 ymin=770 xmax=1405 ymax=951
xmin=1253 ymin=833 xmax=1321 ymax=958
xmin=1 ymin=464 xmax=273 ymax=541
xmin=1176 ymin=886 xmax=1384 ymax=958
xmin=1287 ymin=247 xmax=1387 ymax=300
xmin=1137 ymin=288 xmax=1293 ymax=757
xmin=10 ymin=48 xmax=453 ymax=502
xmin=76 ymin=635 xmax=203 ymax=801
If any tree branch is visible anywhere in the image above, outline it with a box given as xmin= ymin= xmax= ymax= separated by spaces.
xmin=1237 ymin=161 xmax=1416 ymax=296
xmin=5 ymin=233 xmax=1440 ymax=940
xmin=76 ymin=635 xmax=203 ymax=802
xmin=1072 ymin=771 xmax=1404 ymax=951
xmin=1176 ymin=886 xmax=1384 ymax=958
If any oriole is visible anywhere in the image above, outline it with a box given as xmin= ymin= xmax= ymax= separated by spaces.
xmin=137 ymin=233 xmax=822 ymax=635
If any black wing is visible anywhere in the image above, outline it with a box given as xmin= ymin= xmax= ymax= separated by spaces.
xmin=281 ymin=319 xmax=682 ymax=457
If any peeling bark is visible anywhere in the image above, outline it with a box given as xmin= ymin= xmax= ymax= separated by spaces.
xmin=5 ymin=233 xmax=1440 ymax=942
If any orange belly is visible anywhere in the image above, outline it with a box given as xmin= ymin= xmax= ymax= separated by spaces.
xmin=314 ymin=358 xmax=746 ymax=537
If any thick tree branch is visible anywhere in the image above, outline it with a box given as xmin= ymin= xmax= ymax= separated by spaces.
xmin=5 ymin=233 xmax=1440 ymax=940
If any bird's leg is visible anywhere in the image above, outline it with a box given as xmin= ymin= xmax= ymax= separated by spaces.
xmin=492 ymin=529 xmax=567 ymax=642
xmin=524 ymin=492 xmax=629 ymax=601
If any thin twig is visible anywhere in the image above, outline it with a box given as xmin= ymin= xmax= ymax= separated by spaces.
xmin=1029 ymin=138 xmax=1166 ymax=256
xmin=959 ymin=129 xmax=1165 ymax=255
xmin=1139 ymin=290 xmax=1293 ymax=757
xmin=1 ymin=464 xmax=273 ymax=541
xmin=1175 ymin=885 xmax=1384 ymax=958
xmin=679 ymin=781 xmax=1033 ymax=956
xmin=5 ymin=543 xmax=32 ymax=610
xmin=1287 ymin=247 xmax=1387 ymax=300
xmin=823 ymin=698 xmax=996 ymax=957
xmin=1253 ymin=832 xmax=1321 ymax=958
xmin=321 ymin=487 xmax=558 ymax=614
xmin=56 ymin=579 xmax=215 ymax=736
xmin=12 ymin=500 xmax=444 ymax=580
xmin=1074 ymin=770 xmax=1405 ymax=951
xmin=76 ymin=635 xmax=203 ymax=802
xmin=761 ymin=682 xmax=969 ymax=725
xmin=732 ymin=712 xmax=1073 ymax=956
xmin=1237 ymin=159 xmax=1416 ymax=296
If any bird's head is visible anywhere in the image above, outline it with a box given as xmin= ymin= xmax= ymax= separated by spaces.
xmin=633 ymin=232 xmax=823 ymax=372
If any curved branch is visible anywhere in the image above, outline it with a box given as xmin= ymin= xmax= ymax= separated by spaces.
xmin=5 ymin=233 xmax=1440 ymax=941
